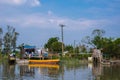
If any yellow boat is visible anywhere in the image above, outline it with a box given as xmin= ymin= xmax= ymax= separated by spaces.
xmin=29 ymin=64 xmax=59 ymax=69
xmin=29 ymin=59 xmax=60 ymax=64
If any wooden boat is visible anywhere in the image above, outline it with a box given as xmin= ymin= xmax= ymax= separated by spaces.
xmin=110 ymin=60 xmax=120 ymax=65
xmin=101 ymin=60 xmax=110 ymax=65
xmin=29 ymin=59 xmax=60 ymax=64
xmin=101 ymin=61 xmax=110 ymax=65
xmin=8 ymin=55 xmax=16 ymax=64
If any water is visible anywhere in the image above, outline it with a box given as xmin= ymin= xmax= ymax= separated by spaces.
xmin=0 ymin=61 xmax=120 ymax=80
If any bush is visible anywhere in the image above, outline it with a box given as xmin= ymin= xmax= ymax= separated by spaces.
xmin=64 ymin=53 xmax=92 ymax=60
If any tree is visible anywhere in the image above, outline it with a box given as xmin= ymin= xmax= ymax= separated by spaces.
xmin=44 ymin=37 xmax=60 ymax=53
xmin=51 ymin=42 xmax=62 ymax=53
xmin=82 ymin=29 xmax=120 ymax=59
xmin=92 ymin=29 xmax=105 ymax=37
xmin=81 ymin=36 xmax=94 ymax=47
xmin=102 ymin=38 xmax=114 ymax=58
xmin=3 ymin=26 xmax=11 ymax=54
xmin=11 ymin=31 xmax=19 ymax=51
xmin=3 ymin=26 xmax=19 ymax=54
xmin=114 ymin=38 xmax=120 ymax=58
xmin=0 ymin=28 xmax=3 ymax=53
xmin=82 ymin=29 xmax=105 ymax=49
xmin=65 ymin=45 xmax=73 ymax=53
xmin=91 ymin=29 xmax=105 ymax=49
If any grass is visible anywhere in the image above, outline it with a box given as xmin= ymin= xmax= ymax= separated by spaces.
xmin=0 ymin=53 xmax=9 ymax=62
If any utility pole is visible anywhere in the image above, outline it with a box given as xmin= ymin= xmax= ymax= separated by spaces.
xmin=59 ymin=24 xmax=65 ymax=57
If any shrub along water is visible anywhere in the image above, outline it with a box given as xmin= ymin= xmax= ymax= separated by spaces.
xmin=60 ymin=53 xmax=92 ymax=63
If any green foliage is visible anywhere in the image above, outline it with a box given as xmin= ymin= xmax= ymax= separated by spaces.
xmin=82 ymin=29 xmax=105 ymax=48
xmin=92 ymin=36 xmax=102 ymax=49
xmin=91 ymin=29 xmax=105 ymax=48
xmin=0 ymin=28 xmax=3 ymax=53
xmin=44 ymin=37 xmax=59 ymax=48
xmin=65 ymin=45 xmax=73 ymax=53
xmin=44 ymin=37 xmax=62 ymax=53
xmin=14 ymin=50 xmax=20 ymax=58
xmin=102 ymin=38 xmax=120 ymax=59
xmin=92 ymin=29 xmax=105 ymax=37
xmin=52 ymin=55 xmax=60 ymax=59
xmin=77 ymin=54 xmax=92 ymax=60
xmin=0 ymin=54 xmax=8 ymax=61
xmin=3 ymin=25 xmax=19 ymax=54
xmin=82 ymin=29 xmax=120 ymax=59
xmin=74 ymin=46 xmax=79 ymax=53
xmin=52 ymin=41 xmax=62 ymax=52
xmin=79 ymin=45 xmax=87 ymax=53
xmin=64 ymin=53 xmax=92 ymax=60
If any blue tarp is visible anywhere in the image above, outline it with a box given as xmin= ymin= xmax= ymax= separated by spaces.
xmin=24 ymin=45 xmax=36 ymax=49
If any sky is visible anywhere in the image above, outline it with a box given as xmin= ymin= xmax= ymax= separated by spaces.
xmin=0 ymin=0 xmax=120 ymax=48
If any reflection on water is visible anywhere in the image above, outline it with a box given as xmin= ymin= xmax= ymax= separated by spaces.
xmin=19 ymin=64 xmax=35 ymax=77
xmin=92 ymin=63 xmax=120 ymax=80
xmin=0 ymin=61 xmax=120 ymax=80
xmin=98 ymin=64 xmax=120 ymax=80
xmin=0 ymin=61 xmax=16 ymax=80
xmin=92 ymin=63 xmax=103 ymax=80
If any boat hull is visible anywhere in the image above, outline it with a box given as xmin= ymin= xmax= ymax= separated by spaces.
xmin=29 ymin=64 xmax=59 ymax=69
xmin=29 ymin=59 xmax=60 ymax=64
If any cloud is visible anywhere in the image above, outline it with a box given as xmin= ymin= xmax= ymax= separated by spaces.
xmin=31 ymin=0 xmax=40 ymax=6
xmin=0 ymin=13 xmax=120 ymax=31
xmin=0 ymin=0 xmax=41 ymax=6
xmin=48 ymin=10 xmax=53 ymax=16
xmin=0 ymin=0 xmax=25 ymax=5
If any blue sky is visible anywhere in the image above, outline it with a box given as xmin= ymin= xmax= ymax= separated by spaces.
xmin=0 ymin=0 xmax=120 ymax=48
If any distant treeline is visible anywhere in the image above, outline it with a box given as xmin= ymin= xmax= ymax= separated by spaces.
xmin=44 ymin=29 xmax=120 ymax=59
